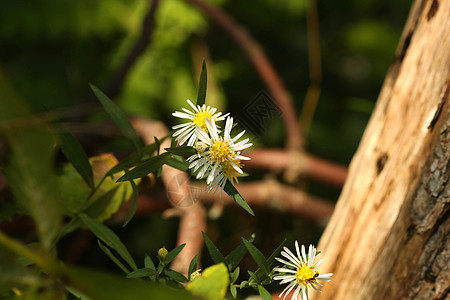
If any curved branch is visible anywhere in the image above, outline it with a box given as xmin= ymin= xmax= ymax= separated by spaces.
xmin=243 ymin=149 xmax=347 ymax=187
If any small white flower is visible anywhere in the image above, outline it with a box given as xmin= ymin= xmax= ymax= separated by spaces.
xmin=187 ymin=116 xmax=252 ymax=193
xmin=273 ymin=242 xmax=333 ymax=300
xmin=172 ymin=99 xmax=228 ymax=146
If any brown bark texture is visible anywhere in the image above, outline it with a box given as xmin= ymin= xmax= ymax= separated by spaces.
xmin=311 ymin=0 xmax=449 ymax=299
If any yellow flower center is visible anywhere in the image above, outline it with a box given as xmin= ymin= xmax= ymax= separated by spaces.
xmin=295 ymin=265 xmax=317 ymax=285
xmin=222 ymin=159 xmax=242 ymax=181
xmin=192 ymin=111 xmax=213 ymax=131
xmin=210 ymin=140 xmax=232 ymax=163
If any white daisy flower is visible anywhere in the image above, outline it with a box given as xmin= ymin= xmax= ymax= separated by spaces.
xmin=172 ymin=99 xmax=228 ymax=146
xmin=273 ymin=242 xmax=333 ymax=300
xmin=187 ymin=116 xmax=252 ymax=193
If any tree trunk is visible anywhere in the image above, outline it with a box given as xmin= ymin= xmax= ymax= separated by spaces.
xmin=311 ymin=0 xmax=449 ymax=299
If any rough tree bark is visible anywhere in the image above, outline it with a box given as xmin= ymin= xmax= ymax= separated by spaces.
xmin=311 ymin=0 xmax=449 ymax=299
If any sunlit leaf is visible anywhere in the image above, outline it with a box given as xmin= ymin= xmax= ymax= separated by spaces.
xmin=89 ymin=84 xmax=142 ymax=156
xmin=186 ymin=263 xmax=229 ymax=300
xmin=79 ymin=214 xmax=137 ymax=271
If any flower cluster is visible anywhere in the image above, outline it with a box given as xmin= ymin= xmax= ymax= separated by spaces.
xmin=273 ymin=242 xmax=333 ymax=300
xmin=172 ymin=100 xmax=252 ymax=193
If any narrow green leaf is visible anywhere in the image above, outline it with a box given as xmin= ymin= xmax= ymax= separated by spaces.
xmin=164 ymin=269 xmax=188 ymax=283
xmin=107 ymin=140 xmax=166 ymax=175
xmin=122 ymin=181 xmax=139 ymax=227
xmin=79 ymin=213 xmax=137 ymax=271
xmin=126 ymin=268 xmax=156 ymax=278
xmin=59 ymin=131 xmax=94 ymax=189
xmin=242 ymin=238 xmax=269 ymax=276
xmin=247 ymin=270 xmax=260 ymax=283
xmin=196 ymin=59 xmax=207 ymax=106
xmin=230 ymin=267 xmax=240 ymax=283
xmin=116 ymin=153 xmax=170 ymax=182
xmin=230 ymin=284 xmax=237 ymax=299
xmin=188 ymin=254 xmax=199 ymax=278
xmin=254 ymin=238 xmax=287 ymax=280
xmin=226 ymin=234 xmax=255 ymax=270
xmin=89 ymin=84 xmax=142 ymax=156
xmin=98 ymin=241 xmax=130 ymax=274
xmin=165 ymin=146 xmax=196 ymax=157
xmin=164 ymin=244 xmax=186 ymax=265
xmin=224 ymin=182 xmax=254 ymax=216
xmin=166 ymin=157 xmax=190 ymax=172
xmin=144 ymin=254 xmax=156 ymax=270
xmin=202 ymin=232 xmax=226 ymax=264
xmin=258 ymin=285 xmax=272 ymax=300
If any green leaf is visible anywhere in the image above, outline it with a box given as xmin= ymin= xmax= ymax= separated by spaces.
xmin=187 ymin=263 xmax=229 ymax=300
xmin=247 ymin=270 xmax=260 ymax=284
xmin=79 ymin=213 xmax=137 ymax=271
xmin=107 ymin=140 xmax=166 ymax=175
xmin=164 ymin=269 xmax=188 ymax=283
xmin=258 ymin=285 xmax=272 ymax=300
xmin=226 ymin=234 xmax=255 ymax=270
xmin=188 ymin=254 xmax=199 ymax=279
xmin=64 ymin=266 xmax=195 ymax=300
xmin=230 ymin=267 xmax=240 ymax=283
xmin=89 ymin=84 xmax=142 ymax=156
xmin=98 ymin=241 xmax=130 ymax=275
xmin=165 ymin=146 xmax=196 ymax=157
xmin=59 ymin=131 xmax=94 ymax=189
xmin=230 ymin=284 xmax=237 ymax=299
xmin=163 ymin=244 xmax=186 ymax=265
xmin=242 ymin=238 xmax=269 ymax=276
xmin=224 ymin=182 xmax=254 ymax=216
xmin=0 ymin=69 xmax=62 ymax=252
xmin=116 ymin=153 xmax=170 ymax=182
xmin=166 ymin=156 xmax=190 ymax=172
xmin=196 ymin=59 xmax=207 ymax=106
xmin=122 ymin=181 xmax=139 ymax=227
xmin=254 ymin=238 xmax=287 ymax=281
xmin=202 ymin=232 xmax=226 ymax=264
xmin=144 ymin=254 xmax=156 ymax=270
xmin=126 ymin=268 xmax=156 ymax=279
